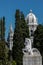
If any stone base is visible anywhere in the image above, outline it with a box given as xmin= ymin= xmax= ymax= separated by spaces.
xmin=23 ymin=53 xmax=42 ymax=65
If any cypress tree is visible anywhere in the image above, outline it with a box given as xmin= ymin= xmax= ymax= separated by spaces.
xmin=0 ymin=17 xmax=6 ymax=65
xmin=33 ymin=24 xmax=43 ymax=64
xmin=12 ymin=10 xmax=29 ymax=65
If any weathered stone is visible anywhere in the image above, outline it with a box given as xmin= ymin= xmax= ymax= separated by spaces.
xmin=23 ymin=53 xmax=42 ymax=65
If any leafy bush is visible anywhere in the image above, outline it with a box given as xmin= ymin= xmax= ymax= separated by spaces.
xmin=12 ymin=61 xmax=17 ymax=65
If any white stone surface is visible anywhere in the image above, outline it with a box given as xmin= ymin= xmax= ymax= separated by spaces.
xmin=9 ymin=24 xmax=14 ymax=50
xmin=23 ymin=53 xmax=42 ymax=65
xmin=23 ymin=38 xmax=33 ymax=55
xmin=22 ymin=10 xmax=42 ymax=65
xmin=23 ymin=38 xmax=42 ymax=65
xmin=25 ymin=10 xmax=38 ymax=43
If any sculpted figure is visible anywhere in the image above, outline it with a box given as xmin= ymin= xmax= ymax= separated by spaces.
xmin=22 ymin=38 xmax=32 ymax=55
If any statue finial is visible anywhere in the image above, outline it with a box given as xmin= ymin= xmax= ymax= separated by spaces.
xmin=30 ymin=9 xmax=32 ymax=13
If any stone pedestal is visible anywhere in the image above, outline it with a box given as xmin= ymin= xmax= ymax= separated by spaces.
xmin=23 ymin=38 xmax=42 ymax=65
xmin=23 ymin=53 xmax=42 ymax=65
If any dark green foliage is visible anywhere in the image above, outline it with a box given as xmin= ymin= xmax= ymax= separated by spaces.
xmin=0 ymin=41 xmax=6 ymax=65
xmin=12 ymin=10 xmax=29 ymax=65
xmin=12 ymin=61 xmax=17 ymax=65
xmin=0 ymin=16 xmax=5 ymax=41
xmin=33 ymin=24 xmax=43 ymax=52
xmin=0 ymin=17 xmax=6 ymax=65
xmin=33 ymin=24 xmax=43 ymax=64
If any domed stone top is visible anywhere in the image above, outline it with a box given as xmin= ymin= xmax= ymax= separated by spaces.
xmin=28 ymin=10 xmax=36 ymax=18
xmin=25 ymin=10 xmax=38 ymax=25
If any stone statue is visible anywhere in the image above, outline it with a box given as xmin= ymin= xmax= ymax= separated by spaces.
xmin=22 ymin=38 xmax=32 ymax=55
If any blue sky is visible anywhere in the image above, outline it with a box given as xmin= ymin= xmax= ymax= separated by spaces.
xmin=0 ymin=0 xmax=43 ymax=40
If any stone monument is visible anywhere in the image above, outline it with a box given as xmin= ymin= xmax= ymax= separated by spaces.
xmin=23 ymin=10 xmax=42 ymax=65
xmin=22 ymin=38 xmax=42 ymax=65
xmin=7 ymin=24 xmax=14 ymax=61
